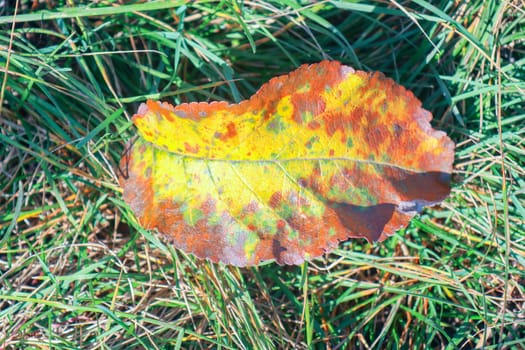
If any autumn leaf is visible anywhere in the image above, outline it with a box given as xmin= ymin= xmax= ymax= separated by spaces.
xmin=120 ymin=61 xmax=454 ymax=266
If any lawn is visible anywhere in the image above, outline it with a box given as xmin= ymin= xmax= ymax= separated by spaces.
xmin=1 ymin=0 xmax=524 ymax=349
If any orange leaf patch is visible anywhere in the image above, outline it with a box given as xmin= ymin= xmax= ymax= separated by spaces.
xmin=120 ymin=61 xmax=454 ymax=266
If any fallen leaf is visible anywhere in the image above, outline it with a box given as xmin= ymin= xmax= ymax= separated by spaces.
xmin=120 ymin=61 xmax=454 ymax=266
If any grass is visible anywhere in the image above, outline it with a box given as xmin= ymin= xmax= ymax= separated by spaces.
xmin=1 ymin=0 xmax=524 ymax=348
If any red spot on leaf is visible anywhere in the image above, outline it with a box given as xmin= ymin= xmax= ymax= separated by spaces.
xmin=163 ymin=112 xmax=174 ymax=122
xmin=221 ymin=122 xmax=237 ymax=140
xmin=200 ymin=197 xmax=216 ymax=216
xmin=269 ymin=192 xmax=283 ymax=209
xmin=142 ymin=129 xmax=153 ymax=138
xmin=184 ymin=142 xmax=199 ymax=154
xmin=308 ymin=120 xmax=321 ymax=130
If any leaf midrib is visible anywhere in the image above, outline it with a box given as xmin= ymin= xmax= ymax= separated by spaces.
xmin=145 ymin=139 xmax=423 ymax=173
